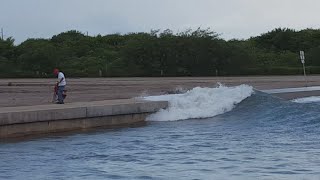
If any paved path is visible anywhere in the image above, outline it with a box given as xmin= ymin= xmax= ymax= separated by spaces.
xmin=1 ymin=76 xmax=320 ymax=107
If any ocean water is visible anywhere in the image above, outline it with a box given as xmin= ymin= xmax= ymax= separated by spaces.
xmin=1 ymin=85 xmax=320 ymax=180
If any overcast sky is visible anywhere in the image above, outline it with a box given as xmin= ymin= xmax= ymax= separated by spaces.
xmin=1 ymin=0 xmax=320 ymax=44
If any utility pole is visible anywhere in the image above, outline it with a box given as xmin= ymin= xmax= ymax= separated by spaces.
xmin=1 ymin=28 xmax=3 ymax=40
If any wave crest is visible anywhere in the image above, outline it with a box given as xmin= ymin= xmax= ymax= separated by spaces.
xmin=292 ymin=96 xmax=320 ymax=103
xmin=144 ymin=84 xmax=254 ymax=121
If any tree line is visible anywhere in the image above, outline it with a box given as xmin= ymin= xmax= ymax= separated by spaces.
xmin=1 ymin=28 xmax=320 ymax=78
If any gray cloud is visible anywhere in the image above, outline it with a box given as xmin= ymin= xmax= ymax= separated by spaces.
xmin=1 ymin=0 xmax=320 ymax=43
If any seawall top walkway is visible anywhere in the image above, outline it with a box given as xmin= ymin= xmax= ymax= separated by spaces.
xmin=0 ymin=99 xmax=168 ymax=126
xmin=2 ymin=76 xmax=320 ymax=107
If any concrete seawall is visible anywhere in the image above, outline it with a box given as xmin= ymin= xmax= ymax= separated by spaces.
xmin=0 ymin=99 xmax=168 ymax=138
xmin=261 ymin=86 xmax=320 ymax=100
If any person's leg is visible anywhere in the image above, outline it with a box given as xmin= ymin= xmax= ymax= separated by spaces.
xmin=57 ymin=86 xmax=65 ymax=104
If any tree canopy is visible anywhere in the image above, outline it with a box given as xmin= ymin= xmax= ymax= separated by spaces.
xmin=1 ymin=28 xmax=320 ymax=77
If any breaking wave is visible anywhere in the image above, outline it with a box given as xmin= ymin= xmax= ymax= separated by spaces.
xmin=144 ymin=84 xmax=254 ymax=121
xmin=292 ymin=96 xmax=320 ymax=104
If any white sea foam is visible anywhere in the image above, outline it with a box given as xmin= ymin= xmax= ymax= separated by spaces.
xmin=144 ymin=84 xmax=254 ymax=121
xmin=292 ymin=96 xmax=320 ymax=103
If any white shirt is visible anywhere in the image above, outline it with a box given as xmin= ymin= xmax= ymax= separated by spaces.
xmin=58 ymin=72 xmax=66 ymax=86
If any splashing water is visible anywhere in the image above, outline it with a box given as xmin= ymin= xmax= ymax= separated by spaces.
xmin=292 ymin=96 xmax=320 ymax=104
xmin=144 ymin=84 xmax=254 ymax=121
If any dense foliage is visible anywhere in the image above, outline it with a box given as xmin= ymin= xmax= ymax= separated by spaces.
xmin=1 ymin=28 xmax=320 ymax=77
